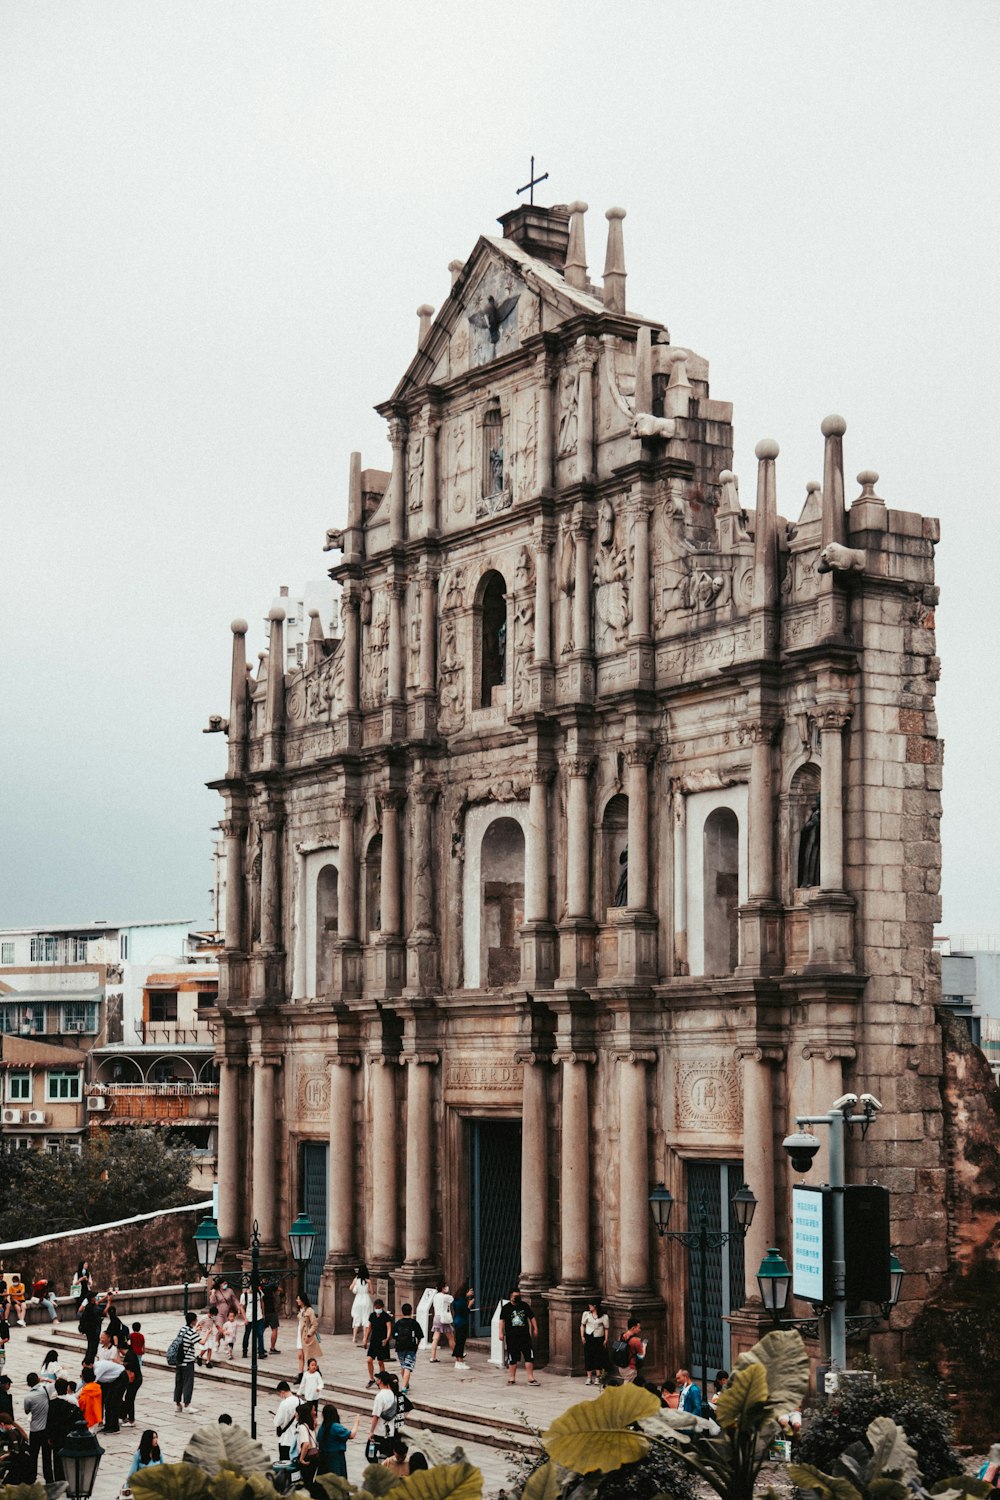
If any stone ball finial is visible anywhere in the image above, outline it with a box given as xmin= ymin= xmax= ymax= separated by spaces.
xmin=606 ymin=206 xmax=627 ymax=221
xmin=448 ymin=260 xmax=463 ymax=285
xmin=308 ymin=607 xmax=320 ymax=618
xmin=755 ymin=438 xmax=780 ymax=460
xmin=821 ymin=414 xmax=847 ymax=437
xmin=806 ymin=480 xmax=821 ymax=493
xmin=569 ymin=200 xmax=589 ymax=215
xmin=719 ymin=469 xmax=734 ymax=483
xmin=231 ymin=618 xmax=249 ymax=634
xmin=417 ymin=303 xmax=434 ymax=317
xmin=665 ymin=347 xmax=686 ymax=365
xmin=268 ymin=606 xmax=286 ymax=623
xmin=857 ymin=469 xmax=879 ymax=486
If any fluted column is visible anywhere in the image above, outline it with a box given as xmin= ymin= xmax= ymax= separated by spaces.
xmin=572 ymin=515 xmax=592 ymax=655
xmin=387 ymin=581 xmax=405 ymax=702
xmin=221 ymin=819 xmax=245 ymax=950
xmin=251 ymin=1060 xmax=277 ymax=1245
xmin=342 ymin=590 xmax=360 ymax=713
xmin=628 ymin=501 xmax=651 ymax=640
xmin=518 ymin=1055 xmax=549 ymax=1280
xmin=739 ymin=1047 xmax=778 ymax=1300
xmin=337 ymin=801 xmax=358 ymax=943
xmin=525 ymin=769 xmax=551 ymax=924
xmin=216 ymin=1061 xmax=240 ymax=1241
xmin=577 ymin=344 xmax=597 ymax=482
xmin=403 ymin=1055 xmax=436 ymax=1264
xmin=565 ymin=758 xmax=593 ymax=919
xmin=533 ymin=538 xmax=552 ymax=664
xmin=260 ymin=815 xmax=283 ymax=951
xmin=557 ymin=1052 xmax=593 ymax=1285
xmin=369 ymin=1055 xmax=398 ymax=1262
xmin=818 ymin=706 xmax=851 ymax=890
xmin=422 ymin=410 xmax=438 ymax=533
xmin=417 ymin=577 xmax=436 ymax=695
xmin=379 ymin=793 xmax=403 ymax=937
xmin=625 ymin=745 xmax=653 ymax=911
xmin=618 ymin=1052 xmax=655 ymax=1290
xmin=537 ymin=358 xmax=554 ymax=491
xmin=227 ymin=619 xmax=249 ymax=777
xmin=388 ymin=417 xmax=407 ymax=545
xmin=327 ymin=1057 xmax=356 ymax=1258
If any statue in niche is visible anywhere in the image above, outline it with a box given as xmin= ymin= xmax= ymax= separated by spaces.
xmin=407 ymin=433 xmax=424 ymax=513
xmin=361 ymin=587 xmax=389 ymax=708
xmin=797 ymin=796 xmax=821 ymax=888
xmin=449 ymin=418 xmax=468 ymax=515
xmin=438 ymin=615 xmax=465 ymax=733
xmin=360 ymin=585 xmax=373 ymax=626
xmin=613 ymin=845 xmax=628 ymax=907
xmin=593 ymin=499 xmax=630 ymax=652
xmin=408 ymin=610 xmax=421 ymax=687
xmin=245 ymin=821 xmax=262 ymax=947
xmin=442 ymin=567 xmax=465 ymax=616
xmin=558 ymin=368 xmax=579 ymax=455
xmin=515 ymin=545 xmax=532 ymax=596
xmin=557 ymin=517 xmax=575 ymax=655
xmin=489 ymin=434 xmax=504 ymax=494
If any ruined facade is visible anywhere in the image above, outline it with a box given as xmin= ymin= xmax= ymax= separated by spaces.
xmin=209 ymin=201 xmax=947 ymax=1378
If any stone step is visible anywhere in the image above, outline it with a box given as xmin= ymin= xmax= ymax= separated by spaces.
xmin=27 ymin=1328 xmax=542 ymax=1456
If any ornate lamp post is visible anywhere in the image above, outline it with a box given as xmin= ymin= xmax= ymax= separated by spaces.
xmin=648 ymin=1180 xmax=757 ymax=1397
xmin=288 ymin=1212 xmax=318 ymax=1297
xmin=184 ymin=1211 xmax=222 ymax=1316
xmin=58 ymin=1422 xmax=104 ymax=1500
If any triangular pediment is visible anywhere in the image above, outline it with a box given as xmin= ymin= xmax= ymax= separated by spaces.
xmin=382 ymin=235 xmax=609 ymax=409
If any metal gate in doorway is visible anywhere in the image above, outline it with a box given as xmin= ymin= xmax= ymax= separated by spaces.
xmin=300 ymin=1141 xmax=329 ymax=1306
xmin=469 ymin=1120 xmax=521 ymax=1337
xmin=686 ymin=1159 xmax=746 ymax=1388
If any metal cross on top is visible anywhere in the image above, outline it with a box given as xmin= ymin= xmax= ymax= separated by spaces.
xmin=516 ymin=155 xmax=549 ymax=206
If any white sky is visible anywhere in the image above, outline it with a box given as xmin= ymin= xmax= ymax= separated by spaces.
xmin=1 ymin=1 xmax=997 ymax=934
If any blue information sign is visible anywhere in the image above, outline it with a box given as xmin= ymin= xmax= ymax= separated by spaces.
xmin=792 ymin=1186 xmax=826 ymax=1301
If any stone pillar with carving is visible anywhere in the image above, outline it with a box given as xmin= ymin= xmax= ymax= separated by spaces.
xmin=332 ymin=799 xmax=362 ymax=996
xmin=572 ymin=512 xmax=592 ymax=658
xmin=739 ymin=1044 xmax=780 ymax=1299
xmin=388 ymin=416 xmax=407 ymax=546
xmin=319 ymin=1052 xmax=360 ymax=1330
xmin=537 ymin=354 xmax=554 ymax=492
xmin=370 ymin=791 xmax=406 ymax=998
xmin=533 ymin=534 xmax=553 ymax=667
xmin=546 ymin=1050 xmax=599 ymax=1374
xmin=368 ymin=1052 xmax=399 ymax=1275
xmin=609 ymin=744 xmax=658 ymax=983
xmin=422 ymin=406 xmax=439 ymax=534
xmin=627 ymin=497 xmax=652 ymax=643
xmin=576 ymin=341 xmax=597 ymax=484
xmin=406 ymin=781 xmax=439 ymax=992
xmin=413 ymin=571 xmax=438 ymax=739
xmin=807 ymin=700 xmax=856 ymax=971
xmin=342 ymin=586 xmax=361 ymax=714
xmin=738 ymin=718 xmax=784 ymax=975
xmin=221 ymin=818 xmax=246 ymax=952
xmin=559 ymin=757 xmax=597 ymax=983
xmin=259 ymin=813 xmax=283 ymax=953
xmin=393 ymin=1051 xmax=439 ymax=1311
xmin=262 ymin=607 xmax=285 ymax=772
xmin=251 ymin=1058 xmax=279 ymax=1249
xmin=672 ymin=782 xmax=689 ymax=975
xmin=517 ymin=1050 xmax=551 ymax=1360
xmin=521 ymin=765 xmax=556 ymax=987
xmin=387 ymin=576 xmax=406 ymax=707
xmin=216 ymin=1059 xmax=242 ymax=1247
xmin=618 ymin=1050 xmax=655 ymax=1291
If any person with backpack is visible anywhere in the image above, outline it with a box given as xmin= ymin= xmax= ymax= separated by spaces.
xmin=392 ymin=1302 xmax=423 ymax=1393
xmin=581 ymin=1299 xmax=609 ymax=1385
xmin=22 ymin=1373 xmax=52 ymax=1480
xmin=169 ymin=1311 xmax=200 ymax=1414
xmin=365 ymin=1371 xmax=399 ymax=1462
xmin=44 ymin=1378 xmax=80 ymax=1481
xmin=363 ymin=1298 xmax=393 ymax=1388
xmin=611 ymin=1314 xmax=645 ymax=1384
xmin=273 ymin=1382 xmax=298 ymax=1461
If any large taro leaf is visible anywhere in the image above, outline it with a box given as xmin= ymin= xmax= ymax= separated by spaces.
xmin=130 ymin=1462 xmax=213 ymax=1500
xmin=182 ymin=1424 xmax=273 ymax=1478
xmin=866 ymin=1480 xmax=911 ymax=1500
xmin=542 ymin=1383 xmax=661 ymax=1476
xmin=733 ymin=1329 xmax=809 ymax=1422
xmin=714 ymin=1361 xmax=769 ymax=1432
xmin=392 ymin=1461 xmax=482 ymax=1500
xmin=399 ymin=1428 xmax=467 ymax=1468
xmin=312 ymin=1478 xmax=354 ymax=1500
xmin=787 ymin=1464 xmax=863 ymax=1500
xmin=521 ymin=1463 xmax=560 ymax=1500
xmin=244 ymin=1478 xmax=291 ymax=1500
xmin=207 ymin=1471 xmax=255 ymax=1500
xmin=3 ymin=1487 xmax=68 ymax=1500
xmin=930 ymin=1481 xmax=994 ymax=1500
xmin=866 ymin=1419 xmax=919 ymax=1483
xmin=360 ymin=1468 xmax=400 ymax=1497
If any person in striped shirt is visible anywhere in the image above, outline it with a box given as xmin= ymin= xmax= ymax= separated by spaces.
xmin=172 ymin=1313 xmax=200 ymax=1414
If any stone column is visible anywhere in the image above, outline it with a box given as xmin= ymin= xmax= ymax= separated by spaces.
xmin=418 ymin=577 xmax=437 ymax=695
xmin=260 ymin=815 xmax=283 ymax=951
xmin=327 ymin=1057 xmax=355 ymax=1259
xmin=518 ymin=1055 xmax=549 ymax=1282
xmin=565 ymin=758 xmax=593 ymax=919
xmin=745 ymin=722 xmax=779 ymax=902
xmin=337 ymin=801 xmax=358 ymax=943
xmin=818 ymin=706 xmax=851 ymax=890
xmin=618 ymin=1051 xmax=655 ymax=1291
xmin=577 ymin=351 xmax=596 ymax=484
xmin=572 ymin=514 xmax=592 ymax=654
xmin=342 ymin=590 xmax=360 ymax=713
xmin=537 ymin=357 xmax=554 ymax=491
xmin=379 ymin=793 xmax=403 ymax=937
xmin=251 ymin=1060 xmax=277 ymax=1246
xmin=673 ymin=783 xmax=688 ymax=974
xmin=221 ymin=820 xmax=245 ymax=950
xmin=387 ymin=581 xmax=405 ymax=702
xmin=403 ymin=1055 xmax=436 ymax=1265
xmin=557 ymin=1052 xmax=594 ymax=1285
xmin=625 ymin=745 xmax=653 ymax=911
xmin=388 ymin=417 xmax=407 ymax=546
xmin=628 ymin=500 xmax=651 ymax=640
xmin=216 ymin=1060 xmax=241 ymax=1242
xmin=410 ymin=785 xmax=435 ymax=934
xmin=524 ymin=770 xmax=551 ymax=925
xmin=369 ymin=1055 xmax=399 ymax=1264
xmin=263 ymin=607 xmax=285 ymax=772
xmin=739 ymin=1047 xmax=778 ymax=1301
xmin=422 ymin=409 xmax=438 ymax=533
xmin=533 ymin=538 xmax=552 ymax=665
xmin=227 ymin=619 xmax=249 ymax=778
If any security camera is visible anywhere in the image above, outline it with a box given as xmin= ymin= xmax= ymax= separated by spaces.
xmin=831 ymin=1093 xmax=858 ymax=1112
xmin=860 ymin=1093 xmax=883 ymax=1112
xmin=783 ymin=1131 xmax=822 ymax=1173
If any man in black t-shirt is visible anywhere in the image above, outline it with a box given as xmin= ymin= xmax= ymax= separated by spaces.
xmin=392 ymin=1302 xmax=423 ymax=1392
xmin=364 ymin=1299 xmax=394 ymax=1387
xmin=500 ymin=1288 xmax=539 ymax=1386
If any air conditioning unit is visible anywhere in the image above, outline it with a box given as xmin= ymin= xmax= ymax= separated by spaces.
xmin=65 ymin=1022 xmax=86 ymax=1033
xmin=86 ymin=1096 xmax=108 ymax=1112
xmin=1 ymin=1108 xmax=22 ymax=1125
xmin=27 ymin=1111 xmax=47 ymax=1125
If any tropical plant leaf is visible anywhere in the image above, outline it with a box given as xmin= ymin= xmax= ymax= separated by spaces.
xmin=521 ymin=1462 xmax=560 ymax=1500
xmin=361 ymin=1468 xmax=400 ymax=1497
xmin=787 ymin=1463 xmax=863 ymax=1500
xmin=244 ymin=1479 xmax=288 ymax=1500
xmin=931 ymin=1481 xmax=993 ymax=1500
xmin=866 ymin=1480 xmax=910 ymax=1500
xmin=312 ymin=1478 xmax=354 ymax=1500
xmin=866 ymin=1419 xmax=919 ymax=1483
xmin=636 ymin=1409 xmax=694 ymax=1446
xmin=542 ymin=1384 xmax=661 ymax=1475
xmin=1 ymin=1486 xmax=60 ymax=1500
xmin=714 ymin=1361 xmax=769 ymax=1431
xmin=733 ymin=1329 xmax=810 ymax=1421
xmin=392 ymin=1461 xmax=482 ymax=1499
xmin=399 ymin=1428 xmax=467 ymax=1469
xmin=182 ymin=1424 xmax=273 ymax=1478
xmin=207 ymin=1472 xmax=253 ymax=1500
xmin=131 ymin=1463 xmax=213 ymax=1500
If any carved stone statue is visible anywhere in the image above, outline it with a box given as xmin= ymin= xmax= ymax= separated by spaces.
xmin=557 ymin=368 xmax=579 ymax=454
xmin=558 ymin=519 xmax=575 ymax=656
xmin=797 ymin=796 xmax=821 ymax=888
xmin=613 ymin=845 xmax=628 ymax=906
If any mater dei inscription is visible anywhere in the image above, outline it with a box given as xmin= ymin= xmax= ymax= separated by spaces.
xmin=445 ymin=1056 xmax=523 ymax=1093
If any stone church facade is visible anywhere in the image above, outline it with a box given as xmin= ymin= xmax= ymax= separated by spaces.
xmin=209 ymin=201 xmax=946 ymax=1377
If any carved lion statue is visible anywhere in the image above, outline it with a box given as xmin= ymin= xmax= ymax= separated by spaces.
xmin=817 ymin=542 xmax=866 ymax=574
xmin=631 ymin=412 xmax=676 ymax=441
xmin=323 ymin=527 xmax=345 ymax=553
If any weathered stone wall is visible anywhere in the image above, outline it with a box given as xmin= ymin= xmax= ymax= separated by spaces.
xmin=0 ymin=1204 xmax=209 ymax=1302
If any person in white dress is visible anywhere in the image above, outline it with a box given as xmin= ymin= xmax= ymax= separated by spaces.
xmin=350 ymin=1264 xmax=373 ymax=1347
xmin=298 ymin=1357 xmax=324 ymax=1405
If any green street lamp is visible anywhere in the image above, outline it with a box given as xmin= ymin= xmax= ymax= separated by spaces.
xmin=886 ymin=1252 xmax=905 ymax=1314
xmin=193 ymin=1214 xmax=222 ymax=1274
xmin=59 ymin=1421 xmax=104 ymax=1500
xmin=288 ymin=1211 xmax=318 ymax=1294
xmin=756 ymin=1248 xmax=792 ymax=1321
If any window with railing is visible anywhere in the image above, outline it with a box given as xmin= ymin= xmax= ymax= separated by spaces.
xmin=0 ymin=943 xmax=14 ymax=965
xmin=60 ymin=1002 xmax=99 ymax=1035
xmin=30 ymin=936 xmax=57 ymax=963
xmin=149 ymin=991 xmax=179 ymax=1023
xmin=1 ymin=1004 xmax=46 ymax=1036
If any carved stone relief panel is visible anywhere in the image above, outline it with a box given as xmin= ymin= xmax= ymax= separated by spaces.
xmin=675 ymin=1057 xmax=743 ymax=1131
xmin=466 ymin=262 xmax=523 ymax=366
xmin=297 ymin=1068 xmax=330 ymax=1118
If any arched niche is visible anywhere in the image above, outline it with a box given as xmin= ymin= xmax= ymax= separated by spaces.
xmin=477 ymin=570 xmax=508 ymax=708
xmin=315 ymin=864 xmax=339 ymax=995
xmin=703 ymin=808 xmax=740 ymax=976
xmin=601 ymin=793 xmax=629 ymax=916
xmin=462 ymin=803 xmax=529 ymax=988
xmin=684 ymin=785 xmax=749 ymax=977
xmin=785 ymin=762 xmax=822 ymax=900
xmin=363 ymin=835 xmax=382 ymax=940
xmin=292 ymin=848 xmax=340 ymax=999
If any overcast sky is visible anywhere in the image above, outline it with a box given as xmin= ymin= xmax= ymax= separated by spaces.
xmin=1 ymin=1 xmax=997 ymax=936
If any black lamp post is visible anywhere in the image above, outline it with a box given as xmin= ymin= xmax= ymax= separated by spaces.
xmin=58 ymin=1421 xmax=104 ymax=1500
xmin=649 ymin=1180 xmax=757 ymax=1399
xmin=235 ymin=1215 xmax=315 ymax=1439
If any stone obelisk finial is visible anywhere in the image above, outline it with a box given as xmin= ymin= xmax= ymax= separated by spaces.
xmin=821 ymin=414 xmax=848 ymax=549
xmin=263 ymin=607 xmax=285 ymax=770
xmin=306 ymin=607 xmax=325 ymax=670
xmin=448 ymin=259 xmax=463 ymax=286
xmin=565 ymin=201 xmax=589 ymax=290
xmin=634 ymin=324 xmax=653 ymax=413
xmin=417 ymin=304 xmax=434 ymax=345
xmin=603 ymin=207 xmax=627 ymax=313
xmin=227 ymin=618 xmax=249 ymax=777
xmin=752 ymin=439 xmax=780 ymax=615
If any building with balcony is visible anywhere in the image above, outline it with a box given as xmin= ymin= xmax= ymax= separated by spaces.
xmin=0 ymin=1035 xmax=88 ymax=1152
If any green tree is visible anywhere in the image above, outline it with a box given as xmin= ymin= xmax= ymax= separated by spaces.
xmin=0 ymin=1128 xmax=195 ymax=1238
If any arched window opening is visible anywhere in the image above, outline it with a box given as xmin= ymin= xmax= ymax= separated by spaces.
xmin=480 ymin=571 xmax=508 ymax=706
xmin=790 ymin=764 xmax=821 ymax=895
xmin=364 ymin=836 xmax=382 ymax=939
xmin=703 ymin=808 xmax=740 ymax=976
xmin=602 ymin=793 xmax=629 ymax=914
xmin=480 ymin=817 xmax=524 ymax=988
xmin=315 ymin=864 xmax=339 ymax=994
